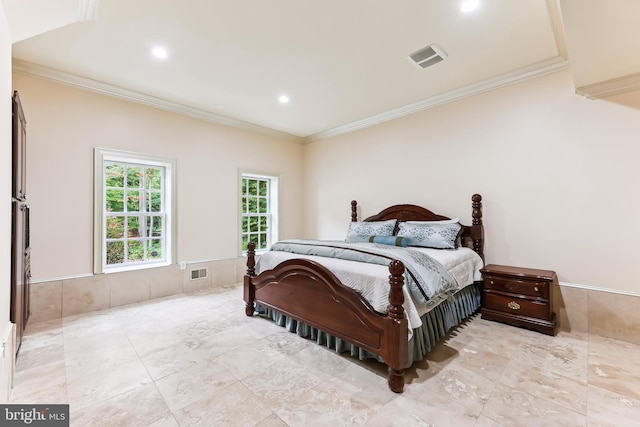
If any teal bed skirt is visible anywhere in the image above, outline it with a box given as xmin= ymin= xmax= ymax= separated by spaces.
xmin=255 ymin=282 xmax=481 ymax=368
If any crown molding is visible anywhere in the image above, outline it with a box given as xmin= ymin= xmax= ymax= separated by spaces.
xmin=303 ymin=56 xmax=570 ymax=143
xmin=13 ymin=55 xmax=570 ymax=144
xmin=575 ymin=72 xmax=640 ymax=100
xmin=12 ymin=59 xmax=301 ymax=142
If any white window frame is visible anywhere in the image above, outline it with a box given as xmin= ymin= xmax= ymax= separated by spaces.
xmin=239 ymin=170 xmax=279 ymax=255
xmin=94 ymin=148 xmax=177 ymax=274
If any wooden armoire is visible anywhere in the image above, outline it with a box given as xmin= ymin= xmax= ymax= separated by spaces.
xmin=11 ymin=91 xmax=30 ymax=356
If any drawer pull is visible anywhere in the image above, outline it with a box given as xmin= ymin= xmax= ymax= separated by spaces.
xmin=507 ymin=301 xmax=521 ymax=310
xmin=490 ymin=280 xmax=494 ymax=285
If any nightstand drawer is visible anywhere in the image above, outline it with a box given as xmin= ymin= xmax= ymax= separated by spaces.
xmin=483 ymin=293 xmax=551 ymax=320
xmin=484 ymin=275 xmax=548 ymax=299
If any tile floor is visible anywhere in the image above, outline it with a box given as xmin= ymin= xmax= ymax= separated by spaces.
xmin=9 ymin=284 xmax=640 ymax=426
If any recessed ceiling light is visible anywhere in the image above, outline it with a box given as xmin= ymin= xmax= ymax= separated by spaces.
xmin=278 ymin=95 xmax=289 ymax=104
xmin=460 ymin=0 xmax=480 ymax=13
xmin=151 ymin=47 xmax=168 ymax=59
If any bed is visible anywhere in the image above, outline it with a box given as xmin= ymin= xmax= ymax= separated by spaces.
xmin=243 ymin=194 xmax=484 ymax=393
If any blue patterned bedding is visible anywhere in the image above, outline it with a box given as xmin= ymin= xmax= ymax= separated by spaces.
xmin=267 ymin=239 xmax=460 ymax=309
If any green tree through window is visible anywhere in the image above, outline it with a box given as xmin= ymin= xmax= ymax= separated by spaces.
xmin=105 ymin=162 xmax=165 ymax=266
xmin=241 ymin=175 xmax=274 ymax=251
xmin=95 ymin=148 xmax=175 ymax=274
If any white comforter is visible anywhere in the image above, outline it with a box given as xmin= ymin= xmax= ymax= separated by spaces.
xmin=255 ymin=245 xmax=483 ymax=333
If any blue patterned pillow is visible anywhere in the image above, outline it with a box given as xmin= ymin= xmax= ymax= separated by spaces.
xmin=368 ymin=235 xmax=409 ymax=247
xmin=345 ymin=219 xmax=396 ymax=243
xmin=397 ymin=221 xmax=462 ymax=249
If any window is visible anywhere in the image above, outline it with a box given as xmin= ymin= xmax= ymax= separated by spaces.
xmin=240 ymin=173 xmax=278 ymax=253
xmin=94 ymin=149 xmax=176 ymax=273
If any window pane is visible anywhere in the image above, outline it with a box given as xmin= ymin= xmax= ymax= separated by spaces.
xmin=248 ymin=197 xmax=257 ymax=213
xmin=127 ymin=167 xmax=141 ymax=188
xmin=249 ymin=217 xmax=259 ymax=232
xmin=147 ymin=216 xmax=163 ymax=237
xmin=248 ymin=233 xmax=257 ymax=246
xmin=128 ymin=240 xmax=144 ymax=262
xmin=106 ymin=241 xmax=124 ymax=265
xmin=259 ymin=233 xmax=267 ymax=249
xmin=105 ymin=164 xmax=124 ymax=187
xmin=148 ymin=240 xmax=162 ymax=260
xmin=259 ymin=197 xmax=267 ymax=213
xmin=259 ymin=180 xmax=267 ymax=196
xmin=259 ymin=216 xmax=267 ymax=230
xmin=127 ymin=191 xmax=140 ymax=212
xmin=242 ymin=235 xmax=248 ymax=251
xmin=147 ymin=168 xmax=162 ymax=190
xmin=242 ymin=217 xmax=248 ymax=232
xmin=106 ymin=216 xmax=125 ymax=238
xmin=147 ymin=192 xmax=162 ymax=212
xmin=249 ymin=179 xmax=258 ymax=196
xmin=241 ymin=196 xmax=247 ymax=213
xmin=127 ymin=216 xmax=140 ymax=238
xmin=106 ymin=189 xmax=124 ymax=212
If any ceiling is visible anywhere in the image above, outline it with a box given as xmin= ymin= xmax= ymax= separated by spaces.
xmin=5 ymin=0 xmax=640 ymax=142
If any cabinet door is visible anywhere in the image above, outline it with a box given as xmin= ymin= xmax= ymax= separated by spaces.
xmin=10 ymin=202 xmax=25 ymax=353
xmin=12 ymin=91 xmax=27 ymax=199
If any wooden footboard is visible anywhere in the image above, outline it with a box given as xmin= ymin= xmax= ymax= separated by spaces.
xmin=243 ymin=242 xmax=409 ymax=393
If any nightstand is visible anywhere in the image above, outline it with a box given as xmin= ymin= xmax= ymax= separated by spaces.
xmin=480 ymin=264 xmax=556 ymax=336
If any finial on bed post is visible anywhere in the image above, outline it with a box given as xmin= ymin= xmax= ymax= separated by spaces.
xmin=246 ymin=242 xmax=256 ymax=277
xmin=351 ymin=200 xmax=358 ymax=222
xmin=245 ymin=242 xmax=256 ymax=316
xmin=472 ymin=194 xmax=482 ymax=226
xmin=388 ymin=260 xmax=406 ymax=393
xmin=471 ymin=194 xmax=484 ymax=261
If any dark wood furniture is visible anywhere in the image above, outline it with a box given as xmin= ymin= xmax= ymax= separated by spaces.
xmin=11 ymin=91 xmax=31 ymax=356
xmin=480 ymin=264 xmax=556 ymax=336
xmin=244 ymin=194 xmax=484 ymax=393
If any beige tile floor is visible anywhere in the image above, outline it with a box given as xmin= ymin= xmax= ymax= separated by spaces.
xmin=9 ymin=284 xmax=640 ymax=426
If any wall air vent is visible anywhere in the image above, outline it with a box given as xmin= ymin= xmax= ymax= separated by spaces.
xmin=190 ymin=268 xmax=208 ymax=280
xmin=408 ymin=44 xmax=447 ymax=69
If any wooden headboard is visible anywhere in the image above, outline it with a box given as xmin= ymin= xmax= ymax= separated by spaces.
xmin=350 ymin=194 xmax=484 ymax=261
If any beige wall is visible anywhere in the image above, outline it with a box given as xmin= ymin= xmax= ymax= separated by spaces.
xmin=1 ymin=2 xmax=15 ymax=403
xmin=11 ymin=73 xmax=304 ymax=282
xmin=303 ymin=69 xmax=640 ymax=295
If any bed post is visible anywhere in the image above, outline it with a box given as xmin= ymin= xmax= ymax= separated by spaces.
xmin=244 ymin=242 xmax=256 ymax=316
xmin=351 ymin=200 xmax=358 ymax=222
xmin=471 ymin=194 xmax=484 ymax=262
xmin=387 ymin=260 xmax=407 ymax=393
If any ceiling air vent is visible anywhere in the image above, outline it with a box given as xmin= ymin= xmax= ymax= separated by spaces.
xmin=408 ymin=44 xmax=447 ymax=69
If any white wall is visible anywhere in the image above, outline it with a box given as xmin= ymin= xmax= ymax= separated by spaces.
xmin=303 ymin=69 xmax=640 ymax=295
xmin=12 ymin=73 xmax=305 ymax=282
xmin=1 ymin=1 xmax=15 ymax=404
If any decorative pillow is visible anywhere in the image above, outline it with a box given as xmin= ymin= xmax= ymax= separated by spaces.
xmin=345 ymin=219 xmax=396 ymax=243
xmin=397 ymin=221 xmax=463 ymax=249
xmin=368 ymin=235 xmax=409 ymax=247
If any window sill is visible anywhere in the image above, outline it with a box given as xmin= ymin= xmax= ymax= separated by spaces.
xmin=102 ymin=261 xmax=171 ymax=274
